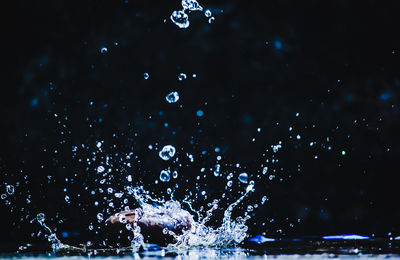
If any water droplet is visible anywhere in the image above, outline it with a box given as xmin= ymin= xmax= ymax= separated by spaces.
xmin=115 ymin=192 xmax=124 ymax=198
xmin=262 ymin=167 xmax=268 ymax=175
xmin=96 ymin=142 xmax=102 ymax=148
xmin=342 ymin=150 xmax=346 ymax=156
xmin=247 ymin=205 xmax=254 ymax=212
xmin=246 ymin=181 xmax=255 ymax=192
xmin=238 ymin=172 xmax=248 ymax=184
xmin=181 ymin=0 xmax=203 ymax=11
xmin=204 ymin=9 xmax=212 ymax=17
xmin=65 ymin=195 xmax=70 ymax=203
xmin=166 ymin=91 xmax=180 ymax=103
xmin=196 ymin=110 xmax=204 ymax=117
xmin=100 ymin=47 xmax=108 ymax=53
xmin=97 ymin=166 xmax=105 ymax=173
xmin=127 ymin=175 xmax=132 ymax=182
xmin=36 ymin=213 xmax=45 ymax=224
xmin=178 ymin=73 xmax=187 ymax=81
xmin=170 ymin=10 xmax=189 ymax=29
xmin=208 ymin=17 xmax=215 ymax=24
xmin=97 ymin=213 xmax=104 ymax=222
xmin=159 ymin=145 xmax=176 ymax=160
xmin=214 ymin=164 xmax=221 ymax=177
xmin=144 ymin=73 xmax=150 ymax=80
xmin=6 ymin=185 xmax=14 ymax=195
xmin=261 ymin=196 xmax=268 ymax=205
xmin=172 ymin=171 xmax=178 ymax=178
xmin=160 ymin=170 xmax=171 ymax=182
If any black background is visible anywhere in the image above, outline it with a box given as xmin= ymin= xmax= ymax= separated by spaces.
xmin=1 ymin=0 xmax=400 ymax=249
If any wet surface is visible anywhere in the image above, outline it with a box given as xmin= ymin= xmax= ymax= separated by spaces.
xmin=1 ymin=239 xmax=399 ymax=259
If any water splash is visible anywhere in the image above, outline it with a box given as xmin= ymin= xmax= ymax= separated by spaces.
xmin=35 ymin=213 xmax=62 ymax=252
xmin=126 ymin=182 xmax=255 ymax=249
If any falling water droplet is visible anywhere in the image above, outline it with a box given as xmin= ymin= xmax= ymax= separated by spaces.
xmin=178 ymin=73 xmax=187 ymax=81
xmin=144 ymin=73 xmax=150 ymax=80
xmin=181 ymin=0 xmax=203 ymax=11
xmin=238 ymin=172 xmax=248 ymax=184
xmin=205 ymin=9 xmax=212 ymax=17
xmin=115 ymin=192 xmax=124 ymax=198
xmin=97 ymin=213 xmax=104 ymax=222
xmin=97 ymin=166 xmax=105 ymax=173
xmin=261 ymin=196 xmax=268 ymax=205
xmin=166 ymin=91 xmax=180 ymax=103
xmin=170 ymin=10 xmax=189 ymax=29
xmin=6 ymin=185 xmax=14 ymax=195
xmin=159 ymin=145 xmax=176 ymax=160
xmin=214 ymin=164 xmax=221 ymax=177
xmin=160 ymin=170 xmax=171 ymax=182
xmin=36 ymin=213 xmax=45 ymax=225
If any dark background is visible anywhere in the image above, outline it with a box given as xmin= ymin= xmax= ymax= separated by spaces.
xmin=1 ymin=0 xmax=400 ymax=250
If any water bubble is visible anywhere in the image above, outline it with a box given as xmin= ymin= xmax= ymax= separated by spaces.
xmin=144 ymin=73 xmax=150 ymax=80
xmin=238 ymin=172 xmax=248 ymax=184
xmin=160 ymin=170 xmax=171 ymax=182
xmin=178 ymin=73 xmax=187 ymax=81
xmin=97 ymin=213 xmax=104 ymax=222
xmin=227 ymin=180 xmax=233 ymax=187
xmin=1 ymin=194 xmax=6 ymax=199
xmin=208 ymin=17 xmax=215 ymax=24
xmin=100 ymin=47 xmax=108 ymax=53
xmin=6 ymin=185 xmax=14 ymax=195
xmin=247 ymin=205 xmax=254 ymax=212
xmin=262 ymin=167 xmax=268 ymax=175
xmin=97 ymin=166 xmax=105 ymax=173
xmin=88 ymin=224 xmax=93 ymax=230
xmin=159 ymin=145 xmax=176 ymax=160
xmin=166 ymin=91 xmax=180 ymax=103
xmin=205 ymin=9 xmax=212 ymax=17
xmin=65 ymin=195 xmax=70 ymax=203
xmin=181 ymin=0 xmax=203 ymax=11
xmin=170 ymin=10 xmax=189 ymax=29
xmin=172 ymin=170 xmax=178 ymax=178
